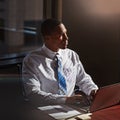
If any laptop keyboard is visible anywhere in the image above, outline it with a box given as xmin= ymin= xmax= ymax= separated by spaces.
xmin=74 ymin=96 xmax=92 ymax=113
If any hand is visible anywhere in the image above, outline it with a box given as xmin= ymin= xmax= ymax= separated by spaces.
xmin=65 ymin=95 xmax=84 ymax=104
xmin=90 ymin=89 xmax=98 ymax=101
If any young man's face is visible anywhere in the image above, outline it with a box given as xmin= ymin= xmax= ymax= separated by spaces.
xmin=45 ymin=24 xmax=68 ymax=52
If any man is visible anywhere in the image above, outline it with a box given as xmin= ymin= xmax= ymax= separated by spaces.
xmin=22 ymin=19 xmax=98 ymax=106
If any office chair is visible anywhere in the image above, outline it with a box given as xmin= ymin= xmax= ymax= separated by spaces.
xmin=17 ymin=63 xmax=29 ymax=101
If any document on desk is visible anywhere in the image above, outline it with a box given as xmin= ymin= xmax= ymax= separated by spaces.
xmin=38 ymin=105 xmax=81 ymax=120
xmin=67 ymin=113 xmax=92 ymax=120
xmin=90 ymin=83 xmax=120 ymax=112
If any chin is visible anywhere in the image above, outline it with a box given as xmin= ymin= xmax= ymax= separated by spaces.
xmin=61 ymin=46 xmax=67 ymax=49
xmin=60 ymin=44 xmax=68 ymax=49
xmin=65 ymin=45 xmax=68 ymax=48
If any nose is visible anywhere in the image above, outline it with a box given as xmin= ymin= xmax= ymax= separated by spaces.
xmin=63 ymin=33 xmax=68 ymax=40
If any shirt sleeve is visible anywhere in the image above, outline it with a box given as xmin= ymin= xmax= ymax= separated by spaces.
xmin=75 ymin=53 xmax=98 ymax=96
xmin=22 ymin=55 xmax=66 ymax=106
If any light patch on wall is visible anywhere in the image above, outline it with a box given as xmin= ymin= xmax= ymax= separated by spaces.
xmin=80 ymin=0 xmax=120 ymax=17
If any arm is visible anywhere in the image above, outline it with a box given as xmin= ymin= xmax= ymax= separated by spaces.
xmin=22 ymin=56 xmax=66 ymax=106
xmin=75 ymin=54 xmax=98 ymax=96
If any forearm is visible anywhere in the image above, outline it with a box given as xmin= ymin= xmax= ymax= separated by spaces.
xmin=76 ymin=74 xmax=98 ymax=96
xmin=27 ymin=91 xmax=66 ymax=106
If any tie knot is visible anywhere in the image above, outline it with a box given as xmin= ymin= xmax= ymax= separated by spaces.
xmin=55 ymin=54 xmax=62 ymax=68
xmin=55 ymin=53 xmax=62 ymax=61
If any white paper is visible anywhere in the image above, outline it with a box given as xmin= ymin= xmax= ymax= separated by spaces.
xmin=38 ymin=105 xmax=81 ymax=120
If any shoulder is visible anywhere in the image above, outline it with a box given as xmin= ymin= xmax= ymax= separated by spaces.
xmin=63 ymin=48 xmax=79 ymax=57
xmin=60 ymin=48 xmax=80 ymax=61
xmin=23 ymin=47 xmax=43 ymax=63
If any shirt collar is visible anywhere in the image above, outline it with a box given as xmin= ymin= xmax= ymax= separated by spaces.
xmin=42 ymin=44 xmax=62 ymax=59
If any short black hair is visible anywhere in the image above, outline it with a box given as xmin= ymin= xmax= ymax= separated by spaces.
xmin=41 ymin=19 xmax=62 ymax=36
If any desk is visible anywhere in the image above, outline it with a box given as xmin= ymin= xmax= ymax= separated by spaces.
xmin=32 ymin=104 xmax=120 ymax=120
xmin=91 ymin=105 xmax=120 ymax=120
xmin=22 ymin=104 xmax=120 ymax=120
xmin=1 ymin=73 xmax=119 ymax=120
xmin=1 ymin=97 xmax=120 ymax=120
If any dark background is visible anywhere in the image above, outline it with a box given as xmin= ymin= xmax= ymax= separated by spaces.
xmin=62 ymin=0 xmax=120 ymax=87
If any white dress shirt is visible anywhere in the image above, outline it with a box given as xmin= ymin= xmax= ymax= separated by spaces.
xmin=22 ymin=45 xmax=98 ymax=106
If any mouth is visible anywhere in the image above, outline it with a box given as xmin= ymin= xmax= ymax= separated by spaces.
xmin=61 ymin=40 xmax=68 ymax=48
xmin=64 ymin=40 xmax=68 ymax=46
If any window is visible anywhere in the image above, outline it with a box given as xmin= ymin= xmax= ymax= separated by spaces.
xmin=0 ymin=0 xmax=43 ymax=55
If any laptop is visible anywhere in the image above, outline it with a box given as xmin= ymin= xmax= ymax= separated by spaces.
xmin=75 ymin=83 xmax=120 ymax=113
xmin=90 ymin=83 xmax=120 ymax=112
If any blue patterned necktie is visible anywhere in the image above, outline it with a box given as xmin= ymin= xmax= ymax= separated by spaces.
xmin=55 ymin=54 xmax=67 ymax=95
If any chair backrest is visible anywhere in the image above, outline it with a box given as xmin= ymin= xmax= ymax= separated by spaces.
xmin=0 ymin=53 xmax=26 ymax=97
xmin=17 ymin=62 xmax=29 ymax=102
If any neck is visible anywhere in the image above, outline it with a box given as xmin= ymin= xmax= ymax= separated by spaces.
xmin=45 ymin=43 xmax=59 ymax=52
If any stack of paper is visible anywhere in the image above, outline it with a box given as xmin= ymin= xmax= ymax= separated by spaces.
xmin=67 ymin=113 xmax=92 ymax=120
xmin=38 ymin=105 xmax=81 ymax=120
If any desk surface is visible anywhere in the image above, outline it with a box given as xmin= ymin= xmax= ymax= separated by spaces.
xmin=91 ymin=105 xmax=120 ymax=120
xmin=22 ymin=104 xmax=120 ymax=120
xmin=1 ymin=98 xmax=120 ymax=120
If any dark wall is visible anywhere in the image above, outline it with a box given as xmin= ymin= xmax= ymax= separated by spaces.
xmin=62 ymin=0 xmax=120 ymax=87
